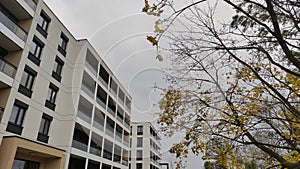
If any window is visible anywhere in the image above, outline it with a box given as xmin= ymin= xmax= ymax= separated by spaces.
xmin=45 ymin=83 xmax=59 ymax=110
xmin=136 ymin=150 xmax=143 ymax=161
xmin=58 ymin=32 xmax=69 ymax=56
xmin=110 ymin=77 xmax=118 ymax=96
xmin=6 ymin=100 xmax=28 ymax=135
xmin=113 ymin=144 xmax=122 ymax=163
xmin=12 ymin=159 xmax=39 ymax=169
xmin=101 ymin=164 xmax=111 ymax=169
xmin=52 ymin=56 xmax=64 ymax=82
xmin=107 ymin=96 xmax=116 ymax=115
xmin=89 ymin=132 xmax=103 ymax=157
xmin=137 ymin=126 xmax=143 ymax=135
xmin=103 ymin=139 xmax=113 ymax=160
xmin=37 ymin=113 xmax=52 ymax=143
xmin=136 ymin=163 xmax=143 ymax=169
xmin=72 ymin=123 xmax=89 ymax=152
xmin=36 ymin=10 xmax=51 ymax=38
xmin=87 ymin=160 xmax=100 ymax=169
xmin=93 ymin=108 xmax=105 ymax=131
xmin=118 ymin=89 xmax=125 ymax=103
xmin=137 ymin=137 xmax=143 ymax=147
xmin=28 ymin=36 xmax=44 ymax=66
xmin=68 ymin=156 xmax=86 ymax=169
xmin=18 ymin=65 xmax=37 ymax=98
xmin=96 ymin=85 xmax=107 ymax=108
xmin=99 ymin=64 xmax=109 ymax=86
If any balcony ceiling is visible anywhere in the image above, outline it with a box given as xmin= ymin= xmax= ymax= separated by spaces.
xmin=0 ymin=32 xmax=22 ymax=51
xmin=1 ymin=0 xmax=32 ymax=20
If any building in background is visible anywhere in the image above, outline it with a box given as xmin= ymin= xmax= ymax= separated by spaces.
xmin=130 ymin=122 xmax=162 ymax=169
xmin=0 ymin=0 xmax=131 ymax=168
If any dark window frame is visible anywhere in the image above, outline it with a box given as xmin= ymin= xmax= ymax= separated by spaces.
xmin=57 ymin=32 xmax=69 ymax=56
xmin=6 ymin=100 xmax=28 ymax=135
xmin=37 ymin=113 xmax=52 ymax=143
xmin=52 ymin=56 xmax=64 ymax=82
xmin=45 ymin=83 xmax=59 ymax=110
xmin=28 ymin=36 xmax=44 ymax=66
xmin=36 ymin=10 xmax=51 ymax=38
xmin=18 ymin=65 xmax=37 ymax=98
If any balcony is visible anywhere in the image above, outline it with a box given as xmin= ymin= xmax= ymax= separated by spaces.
xmin=0 ymin=11 xmax=27 ymax=47
xmin=1 ymin=0 xmax=36 ymax=18
xmin=72 ymin=139 xmax=88 ymax=152
xmin=0 ymin=57 xmax=16 ymax=78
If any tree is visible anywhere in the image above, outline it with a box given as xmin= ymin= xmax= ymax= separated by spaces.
xmin=143 ymin=0 xmax=300 ymax=168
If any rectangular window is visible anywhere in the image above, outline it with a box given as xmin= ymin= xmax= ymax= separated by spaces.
xmin=96 ymin=85 xmax=107 ymax=108
xmin=28 ymin=36 xmax=44 ymax=66
xmin=58 ymin=32 xmax=69 ymax=56
xmin=37 ymin=113 xmax=52 ymax=143
xmin=45 ymin=83 xmax=59 ymax=110
xmin=36 ymin=10 xmax=51 ymax=38
xmin=72 ymin=123 xmax=89 ymax=152
xmin=136 ymin=163 xmax=142 ymax=169
xmin=103 ymin=139 xmax=113 ymax=160
xmin=6 ymin=100 xmax=28 ymax=135
xmin=137 ymin=125 xmax=143 ymax=135
xmin=136 ymin=150 xmax=143 ymax=161
xmin=113 ymin=144 xmax=122 ymax=163
xmin=89 ymin=132 xmax=103 ymax=157
xmin=137 ymin=137 xmax=143 ymax=147
xmin=52 ymin=56 xmax=64 ymax=82
xmin=18 ymin=65 xmax=37 ymax=98
xmin=99 ymin=64 xmax=109 ymax=86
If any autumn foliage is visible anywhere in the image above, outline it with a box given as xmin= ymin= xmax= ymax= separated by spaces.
xmin=143 ymin=0 xmax=300 ymax=168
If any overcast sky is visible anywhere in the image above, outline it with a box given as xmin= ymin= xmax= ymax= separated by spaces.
xmin=42 ymin=0 xmax=233 ymax=168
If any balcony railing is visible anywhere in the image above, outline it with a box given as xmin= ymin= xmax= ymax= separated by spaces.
xmin=24 ymin=0 xmax=37 ymax=10
xmin=72 ymin=140 xmax=88 ymax=152
xmin=0 ymin=10 xmax=27 ymax=41
xmin=85 ymin=61 xmax=97 ymax=76
xmin=77 ymin=110 xmax=91 ymax=123
xmin=0 ymin=57 xmax=17 ymax=78
xmin=81 ymin=84 xmax=95 ymax=99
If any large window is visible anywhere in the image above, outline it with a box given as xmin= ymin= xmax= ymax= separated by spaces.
xmin=58 ymin=32 xmax=69 ymax=56
xmin=93 ymin=108 xmax=105 ymax=131
xmin=45 ymin=83 xmax=59 ymax=110
xmin=18 ymin=65 xmax=37 ymax=98
xmin=28 ymin=36 xmax=44 ymax=66
xmin=137 ymin=126 xmax=143 ymax=135
xmin=137 ymin=137 xmax=143 ymax=147
xmin=72 ymin=123 xmax=89 ymax=152
xmin=6 ymin=100 xmax=28 ymax=135
xmin=96 ymin=85 xmax=107 ymax=108
xmin=99 ymin=64 xmax=109 ymax=86
xmin=87 ymin=160 xmax=100 ymax=169
xmin=36 ymin=10 xmax=51 ymax=38
xmin=103 ymin=139 xmax=113 ymax=160
xmin=52 ymin=56 xmax=64 ymax=82
xmin=136 ymin=150 xmax=143 ymax=161
xmin=37 ymin=113 xmax=52 ymax=143
xmin=113 ymin=144 xmax=122 ymax=163
xmin=136 ymin=163 xmax=142 ymax=169
xmin=89 ymin=132 xmax=103 ymax=157
xmin=107 ymin=96 xmax=116 ymax=115
xmin=110 ymin=77 xmax=118 ymax=96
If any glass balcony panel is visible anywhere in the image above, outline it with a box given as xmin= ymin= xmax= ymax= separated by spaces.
xmin=72 ymin=140 xmax=88 ymax=152
xmin=0 ymin=57 xmax=17 ymax=78
xmin=0 ymin=10 xmax=27 ymax=41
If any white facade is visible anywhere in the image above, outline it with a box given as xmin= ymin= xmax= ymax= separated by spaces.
xmin=130 ymin=122 xmax=162 ymax=169
xmin=0 ymin=0 xmax=131 ymax=169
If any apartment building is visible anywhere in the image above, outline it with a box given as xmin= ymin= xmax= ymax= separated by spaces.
xmin=0 ymin=0 xmax=131 ymax=169
xmin=130 ymin=122 xmax=162 ymax=169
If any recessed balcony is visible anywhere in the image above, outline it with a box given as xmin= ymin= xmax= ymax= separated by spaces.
xmin=1 ymin=0 xmax=37 ymax=18
xmin=0 ymin=57 xmax=17 ymax=78
xmin=0 ymin=9 xmax=28 ymax=49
